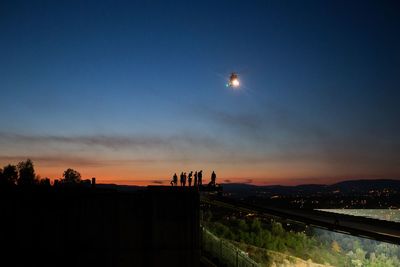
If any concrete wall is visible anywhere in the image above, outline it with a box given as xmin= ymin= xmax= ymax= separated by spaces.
xmin=0 ymin=186 xmax=200 ymax=267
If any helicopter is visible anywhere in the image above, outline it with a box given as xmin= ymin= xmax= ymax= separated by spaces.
xmin=226 ymin=72 xmax=240 ymax=88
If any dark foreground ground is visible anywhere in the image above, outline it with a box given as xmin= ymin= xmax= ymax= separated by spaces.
xmin=0 ymin=186 xmax=200 ymax=267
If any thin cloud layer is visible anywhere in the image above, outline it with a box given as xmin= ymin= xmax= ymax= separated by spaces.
xmin=0 ymin=155 xmax=157 ymax=167
xmin=0 ymin=132 xmax=220 ymax=150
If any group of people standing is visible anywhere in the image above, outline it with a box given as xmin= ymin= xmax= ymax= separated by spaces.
xmin=170 ymin=170 xmax=217 ymax=187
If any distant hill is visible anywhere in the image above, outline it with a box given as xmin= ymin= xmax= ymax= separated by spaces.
xmin=330 ymin=179 xmax=400 ymax=193
xmin=96 ymin=183 xmax=144 ymax=192
xmin=96 ymin=179 xmax=400 ymax=195
xmin=221 ymin=179 xmax=400 ymax=196
xmin=218 ymin=183 xmax=258 ymax=192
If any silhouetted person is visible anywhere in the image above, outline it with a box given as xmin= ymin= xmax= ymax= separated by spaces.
xmin=194 ymin=171 xmax=198 ymax=187
xmin=180 ymin=172 xmax=184 ymax=186
xmin=183 ymin=172 xmax=187 ymax=186
xmin=198 ymin=170 xmax=203 ymax=186
xmin=188 ymin=171 xmax=193 ymax=186
xmin=171 ymin=173 xmax=178 ymax=186
xmin=209 ymin=171 xmax=216 ymax=187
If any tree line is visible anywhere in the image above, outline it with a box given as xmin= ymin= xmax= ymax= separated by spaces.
xmin=203 ymin=209 xmax=400 ymax=266
xmin=0 ymin=159 xmax=84 ymax=187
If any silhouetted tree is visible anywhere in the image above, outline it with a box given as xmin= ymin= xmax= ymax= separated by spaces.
xmin=1 ymin=164 xmax=18 ymax=186
xmin=17 ymin=159 xmax=36 ymax=186
xmin=39 ymin=177 xmax=51 ymax=187
xmin=62 ymin=168 xmax=81 ymax=183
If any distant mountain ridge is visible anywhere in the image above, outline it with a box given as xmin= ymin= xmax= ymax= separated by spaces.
xmin=95 ymin=179 xmax=400 ymax=195
xmin=96 ymin=183 xmax=144 ymax=192
xmin=329 ymin=179 xmax=400 ymax=193
xmin=222 ymin=179 xmax=400 ymax=195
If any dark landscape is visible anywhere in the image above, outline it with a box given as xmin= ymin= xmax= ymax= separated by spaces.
xmin=1 ymin=0 xmax=400 ymax=266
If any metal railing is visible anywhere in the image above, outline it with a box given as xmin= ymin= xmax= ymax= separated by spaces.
xmin=201 ymin=195 xmax=400 ymax=245
xmin=201 ymin=227 xmax=259 ymax=267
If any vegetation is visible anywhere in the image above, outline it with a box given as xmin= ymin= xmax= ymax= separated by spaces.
xmin=17 ymin=159 xmax=37 ymax=186
xmin=315 ymin=229 xmax=400 ymax=267
xmin=61 ymin=168 xmax=81 ymax=184
xmin=1 ymin=164 xmax=18 ymax=186
xmin=0 ymin=159 xmax=86 ymax=188
xmin=203 ymin=211 xmax=400 ymax=266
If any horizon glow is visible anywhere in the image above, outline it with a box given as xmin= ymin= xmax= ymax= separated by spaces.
xmin=1 ymin=1 xmax=399 ymax=186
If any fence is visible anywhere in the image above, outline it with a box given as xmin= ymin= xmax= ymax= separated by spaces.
xmin=201 ymin=227 xmax=260 ymax=267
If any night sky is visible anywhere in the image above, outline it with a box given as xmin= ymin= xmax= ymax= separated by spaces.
xmin=1 ymin=1 xmax=399 ymax=185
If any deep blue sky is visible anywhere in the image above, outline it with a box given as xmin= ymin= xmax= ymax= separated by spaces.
xmin=1 ymin=0 xmax=399 ymax=184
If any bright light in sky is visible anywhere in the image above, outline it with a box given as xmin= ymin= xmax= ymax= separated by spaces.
xmin=231 ymin=78 xmax=240 ymax=87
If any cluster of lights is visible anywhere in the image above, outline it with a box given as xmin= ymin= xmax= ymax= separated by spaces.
xmin=225 ymin=73 xmax=241 ymax=89
xmin=231 ymin=78 xmax=240 ymax=87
